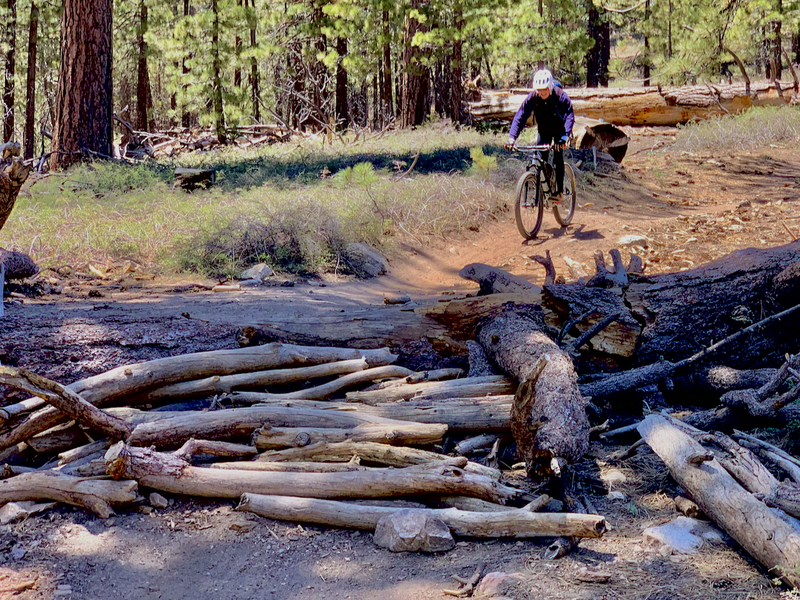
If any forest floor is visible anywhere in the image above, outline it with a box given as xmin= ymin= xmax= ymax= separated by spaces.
xmin=1 ymin=128 xmax=799 ymax=600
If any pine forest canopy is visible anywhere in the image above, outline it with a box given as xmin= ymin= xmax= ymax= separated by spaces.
xmin=0 ymin=0 xmax=798 ymax=161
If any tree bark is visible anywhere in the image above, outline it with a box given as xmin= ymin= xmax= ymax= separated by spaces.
xmin=22 ymin=0 xmax=36 ymax=159
xmin=400 ymin=0 xmax=430 ymax=128
xmin=0 ymin=158 xmax=30 ymax=232
xmin=51 ymin=0 xmax=113 ymax=169
xmin=638 ymin=414 xmax=800 ymax=588
xmin=238 ymin=494 xmax=606 ymax=539
xmin=2 ymin=0 xmax=16 ymax=143
xmin=344 ymin=375 xmax=514 ymax=405
xmin=105 ymin=442 xmax=519 ymax=503
xmin=586 ymin=8 xmax=609 ymax=87
xmin=0 ymin=471 xmax=137 ymax=518
xmin=135 ymin=0 xmax=153 ymax=132
xmin=478 ymin=308 xmax=589 ymax=476
xmin=335 ymin=37 xmax=348 ymax=128
xmin=247 ymin=0 xmax=259 ymax=122
xmin=210 ymin=0 xmax=226 ymax=143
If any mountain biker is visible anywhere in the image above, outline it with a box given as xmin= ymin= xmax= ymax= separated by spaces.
xmin=504 ymin=69 xmax=574 ymax=202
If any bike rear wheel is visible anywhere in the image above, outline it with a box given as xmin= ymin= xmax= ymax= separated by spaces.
xmin=514 ymin=170 xmax=544 ymax=239
xmin=553 ymin=163 xmax=576 ymax=227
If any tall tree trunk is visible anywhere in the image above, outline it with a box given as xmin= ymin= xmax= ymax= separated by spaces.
xmin=400 ymin=0 xmax=430 ymax=128
xmin=642 ymin=0 xmax=651 ymax=85
xmin=449 ymin=1 xmax=463 ymax=123
xmin=248 ymin=0 xmax=260 ymax=122
xmin=234 ymin=0 xmax=242 ymax=89
xmin=51 ymin=0 xmax=113 ymax=170
xmin=135 ymin=0 xmax=152 ymax=132
xmin=381 ymin=10 xmax=393 ymax=126
xmin=668 ymin=0 xmax=673 ymax=59
xmin=335 ymin=37 xmax=348 ymax=128
xmin=181 ymin=0 xmax=192 ymax=128
xmin=770 ymin=0 xmax=782 ymax=81
xmin=23 ymin=0 xmax=37 ymax=159
xmin=210 ymin=0 xmax=226 ymax=143
xmin=793 ymin=30 xmax=800 ymax=65
xmin=3 ymin=0 xmax=16 ymax=142
xmin=586 ymin=7 xmax=609 ymax=87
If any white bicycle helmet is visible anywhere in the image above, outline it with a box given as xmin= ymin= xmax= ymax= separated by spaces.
xmin=532 ymin=69 xmax=554 ymax=92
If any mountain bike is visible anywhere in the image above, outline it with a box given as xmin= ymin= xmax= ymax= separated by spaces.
xmin=513 ymin=143 xmax=576 ymax=240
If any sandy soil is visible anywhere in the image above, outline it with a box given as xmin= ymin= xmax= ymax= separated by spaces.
xmin=0 ymin=129 xmax=798 ymax=600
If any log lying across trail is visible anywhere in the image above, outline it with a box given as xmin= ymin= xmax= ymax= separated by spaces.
xmin=104 ymin=443 xmax=519 ymax=504
xmin=238 ymin=494 xmax=606 ymax=539
xmin=638 ymin=415 xmax=800 ymax=587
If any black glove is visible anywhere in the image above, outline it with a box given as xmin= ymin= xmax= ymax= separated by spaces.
xmin=556 ymin=135 xmax=569 ymax=150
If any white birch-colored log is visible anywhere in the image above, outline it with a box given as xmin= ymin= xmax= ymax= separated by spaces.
xmin=254 ymin=440 xmax=500 ymax=479
xmin=232 ymin=395 xmax=513 ymax=433
xmin=252 ymin=422 xmax=448 ymax=450
xmin=0 ymin=344 xmax=398 ymax=449
xmin=237 ymin=494 xmax=606 ymax=538
xmin=105 ymin=442 xmax=517 ymax=503
xmin=345 ymin=376 xmax=515 ymax=405
xmin=638 ymin=414 xmax=800 ymax=588
xmin=0 ymin=471 xmax=138 ymax=518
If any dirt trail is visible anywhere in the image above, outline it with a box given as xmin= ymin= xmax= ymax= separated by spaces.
xmin=1 ymin=131 xmax=798 ymax=600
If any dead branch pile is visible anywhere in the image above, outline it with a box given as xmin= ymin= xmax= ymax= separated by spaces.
xmin=0 ymin=342 xmax=605 ymax=544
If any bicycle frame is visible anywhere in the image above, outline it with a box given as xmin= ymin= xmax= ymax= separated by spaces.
xmin=514 ymin=144 xmax=557 ymax=202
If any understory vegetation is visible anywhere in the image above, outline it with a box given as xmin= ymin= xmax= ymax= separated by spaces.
xmin=4 ymin=127 xmax=515 ymax=278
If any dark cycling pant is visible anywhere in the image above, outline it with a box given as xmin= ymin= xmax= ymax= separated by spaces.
xmin=536 ymin=133 xmax=564 ymax=194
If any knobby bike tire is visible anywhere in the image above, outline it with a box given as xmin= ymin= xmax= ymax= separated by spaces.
xmin=514 ymin=170 xmax=544 ymax=239
xmin=553 ymin=163 xmax=577 ymax=227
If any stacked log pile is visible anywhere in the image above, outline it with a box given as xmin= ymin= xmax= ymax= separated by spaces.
xmin=0 ymin=342 xmax=605 ymax=543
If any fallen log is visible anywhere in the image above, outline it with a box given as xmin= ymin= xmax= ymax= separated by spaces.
xmin=469 ymin=82 xmax=795 ymax=127
xmin=0 ymin=343 xmax=397 ymax=443
xmin=173 ymin=439 xmax=258 ymax=462
xmin=252 ymin=422 xmax=448 ymax=450
xmin=126 ymin=406 xmax=426 ymax=449
xmin=254 ymin=440 xmax=500 ymax=479
xmin=210 ymin=460 xmax=366 ymax=473
xmin=638 ymin=414 xmax=800 ymax=588
xmin=231 ymin=395 xmax=513 ymax=433
xmin=237 ymin=493 xmax=606 ymax=539
xmin=0 ymin=156 xmax=33 ymax=232
xmin=478 ymin=307 xmax=589 ymax=476
xmin=105 ymin=442 xmax=519 ymax=503
xmin=0 ymin=471 xmax=138 ymax=518
xmin=0 ymin=366 xmax=133 ymax=440
xmin=139 ymin=358 xmax=373 ymax=403
xmin=345 ymin=376 xmax=515 ymax=405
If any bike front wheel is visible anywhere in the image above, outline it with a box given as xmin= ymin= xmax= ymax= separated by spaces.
xmin=514 ymin=170 xmax=544 ymax=240
xmin=553 ymin=163 xmax=576 ymax=227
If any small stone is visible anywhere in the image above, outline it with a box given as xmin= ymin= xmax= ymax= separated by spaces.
xmin=239 ymin=263 xmax=274 ymax=281
xmin=474 ymin=572 xmax=525 ymax=598
xmin=149 ymin=493 xmax=169 ymax=509
xmin=229 ymin=514 xmax=256 ymax=533
xmin=373 ymin=510 xmax=454 ymax=553
xmin=11 ymin=545 xmax=27 ymax=560
xmin=642 ymin=516 xmax=726 ymax=555
xmin=239 ymin=278 xmax=263 ymax=288
xmin=601 ymin=469 xmax=628 ymax=489
xmin=607 ymin=491 xmax=627 ymax=501
xmin=137 ymin=505 xmax=154 ymax=515
xmin=343 ymin=243 xmax=389 ymax=279
xmin=617 ymin=234 xmax=650 ymax=247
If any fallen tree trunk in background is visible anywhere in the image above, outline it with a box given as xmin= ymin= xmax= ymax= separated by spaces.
xmin=478 ymin=307 xmax=589 ymax=476
xmin=0 ymin=156 xmax=33 ymax=232
xmin=105 ymin=443 xmax=519 ymax=503
xmin=0 ymin=471 xmax=138 ymax=518
xmin=469 ymin=81 xmax=795 ymax=127
xmin=638 ymin=414 xmax=800 ymax=588
xmin=238 ymin=494 xmax=606 ymax=539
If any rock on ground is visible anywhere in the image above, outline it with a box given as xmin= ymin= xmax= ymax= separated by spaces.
xmin=373 ymin=509 xmax=454 ymax=553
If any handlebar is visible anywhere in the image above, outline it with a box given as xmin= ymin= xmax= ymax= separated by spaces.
xmin=512 ymin=144 xmax=553 ymax=151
